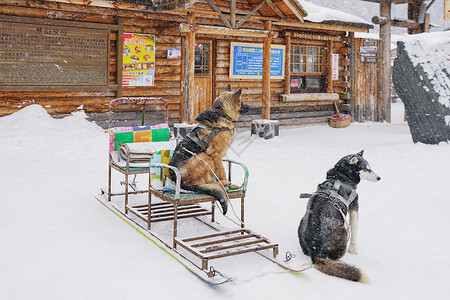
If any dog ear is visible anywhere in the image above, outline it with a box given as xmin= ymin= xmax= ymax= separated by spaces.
xmin=357 ymin=150 xmax=364 ymax=157
xmin=349 ymin=155 xmax=359 ymax=165
xmin=225 ymin=84 xmax=232 ymax=91
xmin=233 ymin=88 xmax=242 ymax=100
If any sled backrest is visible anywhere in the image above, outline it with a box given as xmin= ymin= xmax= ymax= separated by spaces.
xmin=107 ymin=97 xmax=170 ymax=153
xmin=108 ymin=124 xmax=170 ymax=152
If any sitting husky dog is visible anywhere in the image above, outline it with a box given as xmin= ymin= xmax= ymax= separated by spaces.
xmin=170 ymin=84 xmax=249 ymax=215
xmin=298 ymin=151 xmax=380 ymax=282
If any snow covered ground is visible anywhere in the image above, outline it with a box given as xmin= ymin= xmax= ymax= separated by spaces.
xmin=1 ymin=97 xmax=450 ymax=299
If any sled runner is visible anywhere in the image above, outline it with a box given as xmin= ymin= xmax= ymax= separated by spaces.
xmin=102 ymin=98 xmax=306 ymax=283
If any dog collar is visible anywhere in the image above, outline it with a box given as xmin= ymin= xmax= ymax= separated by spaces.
xmin=215 ymin=108 xmax=234 ymax=122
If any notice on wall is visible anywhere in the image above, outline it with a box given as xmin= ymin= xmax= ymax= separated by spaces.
xmin=229 ymin=42 xmax=285 ymax=79
xmin=167 ymin=48 xmax=181 ymax=59
xmin=360 ymin=46 xmax=378 ymax=63
xmin=332 ymin=53 xmax=339 ymax=80
xmin=0 ymin=20 xmax=108 ymax=88
xmin=122 ymin=33 xmax=155 ymax=86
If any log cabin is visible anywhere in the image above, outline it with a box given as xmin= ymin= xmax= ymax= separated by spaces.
xmin=0 ymin=0 xmax=374 ymax=128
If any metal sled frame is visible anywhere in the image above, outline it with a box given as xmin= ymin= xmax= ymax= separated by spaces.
xmin=123 ymin=159 xmax=279 ymax=273
xmin=106 ymin=100 xmax=278 ymax=274
xmin=107 ymin=97 xmax=169 ymax=213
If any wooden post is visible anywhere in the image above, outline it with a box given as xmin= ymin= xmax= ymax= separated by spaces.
xmin=231 ymin=0 xmax=236 ymax=28
xmin=380 ymin=0 xmax=391 ymax=122
xmin=327 ymin=40 xmax=334 ymax=93
xmin=186 ymin=13 xmax=196 ymax=124
xmin=408 ymin=1 xmax=421 ymax=34
xmin=262 ymin=21 xmax=272 ymax=120
xmin=116 ymin=17 xmax=124 ymax=98
xmin=180 ymin=36 xmax=186 ymax=123
xmin=284 ymin=33 xmax=291 ymax=95
xmin=424 ymin=13 xmax=430 ymax=32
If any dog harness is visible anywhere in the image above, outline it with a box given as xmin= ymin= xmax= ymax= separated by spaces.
xmin=314 ymin=180 xmax=357 ymax=210
xmin=185 ymin=123 xmax=230 ymax=152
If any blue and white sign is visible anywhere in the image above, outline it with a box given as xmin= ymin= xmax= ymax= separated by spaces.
xmin=229 ymin=42 xmax=285 ymax=79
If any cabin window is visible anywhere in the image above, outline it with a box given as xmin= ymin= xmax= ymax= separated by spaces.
xmin=290 ymin=45 xmax=326 ymax=93
xmin=194 ymin=43 xmax=210 ymax=75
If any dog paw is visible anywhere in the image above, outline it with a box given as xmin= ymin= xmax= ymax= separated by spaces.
xmin=220 ymin=179 xmax=231 ymax=186
xmin=348 ymin=245 xmax=358 ymax=254
xmin=228 ymin=184 xmax=240 ymax=190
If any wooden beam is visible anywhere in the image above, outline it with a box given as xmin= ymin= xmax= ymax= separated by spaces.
xmin=327 ymin=41 xmax=334 ymax=93
xmin=281 ymin=0 xmax=304 ymax=22
xmin=284 ymin=35 xmax=291 ymax=95
xmin=179 ymin=23 xmax=272 ymax=38
xmin=230 ymin=0 xmax=236 ymax=28
xmin=424 ymin=13 xmax=430 ymax=32
xmin=186 ymin=12 xmax=196 ymax=124
xmin=372 ymin=16 xmax=420 ymax=29
xmin=205 ymin=0 xmax=232 ymax=28
xmin=287 ymin=31 xmax=343 ymax=41
xmin=380 ymin=0 xmax=391 ymax=122
xmin=274 ymin=21 xmax=371 ymax=33
xmin=236 ymin=0 xmax=266 ymax=29
xmin=265 ymin=0 xmax=287 ymax=19
xmin=262 ymin=21 xmax=272 ymax=120
xmin=116 ymin=17 xmax=124 ymax=98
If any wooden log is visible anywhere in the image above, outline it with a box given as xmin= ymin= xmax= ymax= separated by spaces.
xmin=206 ymin=0 xmax=232 ymax=28
xmin=286 ymin=31 xmax=342 ymax=42
xmin=236 ymin=0 xmax=266 ymax=28
xmin=179 ymin=23 xmax=273 ymax=38
xmin=186 ymin=13 xmax=196 ymax=124
xmin=262 ymin=21 xmax=272 ymax=120
xmin=380 ymin=0 xmax=391 ymax=122
xmin=274 ymin=21 xmax=370 ymax=33
xmin=285 ymin=35 xmax=291 ymax=95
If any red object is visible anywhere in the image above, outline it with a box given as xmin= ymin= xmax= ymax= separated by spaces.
xmin=329 ymin=114 xmax=351 ymax=128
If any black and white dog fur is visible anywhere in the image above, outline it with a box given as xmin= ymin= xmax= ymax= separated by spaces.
xmin=298 ymin=151 xmax=380 ymax=282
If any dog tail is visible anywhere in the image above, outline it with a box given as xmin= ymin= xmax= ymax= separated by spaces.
xmin=181 ymin=183 xmax=228 ymax=215
xmin=313 ymin=257 xmax=368 ymax=283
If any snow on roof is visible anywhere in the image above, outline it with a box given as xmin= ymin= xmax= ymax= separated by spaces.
xmin=296 ymin=0 xmax=372 ymax=25
xmin=403 ymin=32 xmax=450 ymax=110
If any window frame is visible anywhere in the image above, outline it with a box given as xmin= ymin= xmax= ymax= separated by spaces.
xmin=194 ymin=42 xmax=211 ymax=77
xmin=289 ymin=45 xmax=327 ymax=93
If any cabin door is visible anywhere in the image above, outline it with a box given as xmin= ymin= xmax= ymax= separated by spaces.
xmin=194 ymin=40 xmax=213 ymax=116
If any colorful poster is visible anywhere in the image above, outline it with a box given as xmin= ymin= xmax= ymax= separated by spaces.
xmin=122 ymin=33 xmax=155 ymax=86
xmin=229 ymin=42 xmax=285 ymax=79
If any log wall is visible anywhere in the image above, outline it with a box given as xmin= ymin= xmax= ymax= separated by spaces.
xmin=0 ymin=0 xmax=362 ymax=128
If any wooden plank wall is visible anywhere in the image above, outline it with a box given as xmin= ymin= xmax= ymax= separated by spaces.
xmin=350 ymin=38 xmax=385 ymax=122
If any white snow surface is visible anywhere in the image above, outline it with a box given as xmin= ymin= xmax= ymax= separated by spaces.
xmin=297 ymin=0 xmax=371 ymax=24
xmin=1 ymin=101 xmax=450 ymax=299
xmin=300 ymin=0 xmax=450 ymax=33
xmin=402 ymin=32 xmax=450 ymax=110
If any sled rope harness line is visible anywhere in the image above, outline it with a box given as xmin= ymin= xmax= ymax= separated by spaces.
xmin=181 ymin=147 xmax=244 ymax=227
xmin=314 ymin=180 xmax=357 ymax=241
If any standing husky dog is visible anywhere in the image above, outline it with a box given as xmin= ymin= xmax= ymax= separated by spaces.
xmin=298 ymin=151 xmax=380 ymax=282
xmin=170 ymin=84 xmax=249 ymax=214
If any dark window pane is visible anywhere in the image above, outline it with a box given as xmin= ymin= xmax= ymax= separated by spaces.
xmin=306 ymin=77 xmax=321 ymax=88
